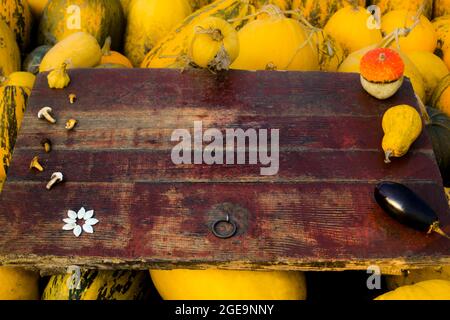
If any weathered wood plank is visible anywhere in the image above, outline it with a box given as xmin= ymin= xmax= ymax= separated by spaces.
xmin=16 ymin=114 xmax=432 ymax=152
xmin=7 ymin=149 xmax=441 ymax=183
xmin=28 ymin=69 xmax=419 ymax=117
xmin=0 ymin=182 xmax=448 ymax=273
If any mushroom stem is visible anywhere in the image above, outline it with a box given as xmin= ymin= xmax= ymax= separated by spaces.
xmin=46 ymin=172 xmax=63 ymax=190
xmin=38 ymin=107 xmax=56 ymax=124
xmin=30 ymin=156 xmax=44 ymax=172
xmin=41 ymin=139 xmax=52 ymax=153
xmin=44 ymin=113 xmax=56 ymax=124
xmin=69 ymin=94 xmax=77 ymax=104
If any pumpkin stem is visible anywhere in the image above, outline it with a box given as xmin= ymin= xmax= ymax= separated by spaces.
xmin=209 ymin=45 xmax=231 ymax=72
xmin=259 ymin=4 xmax=284 ymax=19
xmin=285 ymin=28 xmax=315 ymax=69
xmin=194 ymin=26 xmax=224 ymax=42
xmin=102 ymin=36 xmax=112 ymax=56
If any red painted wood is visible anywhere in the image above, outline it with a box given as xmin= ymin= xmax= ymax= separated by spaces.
xmin=0 ymin=69 xmax=448 ymax=272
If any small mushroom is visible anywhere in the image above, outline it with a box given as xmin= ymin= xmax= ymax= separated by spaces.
xmin=65 ymin=119 xmax=78 ymax=130
xmin=30 ymin=156 xmax=44 ymax=172
xmin=68 ymin=93 xmax=77 ymax=104
xmin=38 ymin=107 xmax=56 ymax=124
xmin=41 ymin=138 xmax=52 ymax=153
xmin=46 ymin=172 xmax=64 ymax=190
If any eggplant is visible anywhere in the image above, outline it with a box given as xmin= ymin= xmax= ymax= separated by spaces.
xmin=374 ymin=181 xmax=450 ymax=239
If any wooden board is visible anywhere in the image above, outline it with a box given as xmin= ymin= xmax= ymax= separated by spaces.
xmin=0 ymin=69 xmax=448 ymax=274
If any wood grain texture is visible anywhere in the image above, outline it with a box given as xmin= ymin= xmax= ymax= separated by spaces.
xmin=0 ymin=69 xmax=448 ymax=274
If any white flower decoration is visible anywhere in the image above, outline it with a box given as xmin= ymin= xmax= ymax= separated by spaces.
xmin=62 ymin=207 xmax=99 ymax=237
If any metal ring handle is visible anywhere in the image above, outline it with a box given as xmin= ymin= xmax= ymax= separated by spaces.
xmin=211 ymin=214 xmax=237 ymax=239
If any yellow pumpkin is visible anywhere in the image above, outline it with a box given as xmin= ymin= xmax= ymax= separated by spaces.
xmin=27 ymin=0 xmax=48 ymax=18
xmin=125 ymin=0 xmax=192 ymax=67
xmin=189 ymin=17 xmax=239 ymax=71
xmin=231 ymin=5 xmax=319 ymax=71
xmin=434 ymin=0 xmax=450 ymax=19
xmin=0 ymin=267 xmax=40 ymax=300
xmin=375 ymin=280 xmax=450 ymax=300
xmin=39 ymin=32 xmax=102 ymax=72
xmin=141 ymin=0 xmax=264 ymax=69
xmin=0 ymin=0 xmax=32 ymax=51
xmin=291 ymin=0 xmax=365 ymax=28
xmin=406 ymin=51 xmax=449 ymax=102
xmin=338 ymin=35 xmax=427 ymax=102
xmin=150 ymin=269 xmax=307 ymax=300
xmin=433 ymin=16 xmax=450 ymax=70
xmin=431 ymin=74 xmax=450 ymax=117
xmin=0 ymin=19 xmax=20 ymax=77
xmin=323 ymin=6 xmax=383 ymax=55
xmin=386 ymin=266 xmax=450 ymax=290
xmin=101 ymin=37 xmax=133 ymax=68
xmin=369 ymin=0 xmax=433 ymax=20
xmin=381 ymin=10 xmax=437 ymax=53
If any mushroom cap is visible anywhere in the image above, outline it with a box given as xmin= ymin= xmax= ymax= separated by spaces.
xmin=360 ymin=48 xmax=405 ymax=83
xmin=30 ymin=156 xmax=41 ymax=168
xmin=51 ymin=172 xmax=64 ymax=180
xmin=38 ymin=106 xmax=53 ymax=118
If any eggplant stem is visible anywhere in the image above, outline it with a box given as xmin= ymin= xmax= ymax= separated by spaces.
xmin=428 ymin=222 xmax=450 ymax=240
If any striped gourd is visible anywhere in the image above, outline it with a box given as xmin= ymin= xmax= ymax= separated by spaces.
xmin=120 ymin=0 xmax=131 ymax=16
xmin=0 ymin=0 xmax=32 ymax=51
xmin=369 ymin=0 xmax=433 ymax=19
xmin=291 ymin=0 xmax=366 ymax=28
xmin=431 ymin=74 xmax=450 ymax=117
xmin=125 ymin=0 xmax=192 ymax=67
xmin=190 ymin=0 xmax=291 ymax=12
xmin=433 ymin=16 xmax=450 ymax=70
xmin=0 ymin=19 xmax=20 ymax=77
xmin=140 ymin=0 xmax=263 ymax=69
xmin=189 ymin=0 xmax=215 ymax=11
xmin=27 ymin=0 xmax=49 ymax=18
xmin=42 ymin=270 xmax=152 ymax=300
xmin=434 ymin=0 xmax=450 ymax=19
xmin=0 ymin=83 xmax=31 ymax=191
xmin=38 ymin=0 xmax=125 ymax=51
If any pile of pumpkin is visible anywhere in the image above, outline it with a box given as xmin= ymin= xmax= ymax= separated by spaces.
xmin=1 ymin=0 xmax=450 ymax=300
